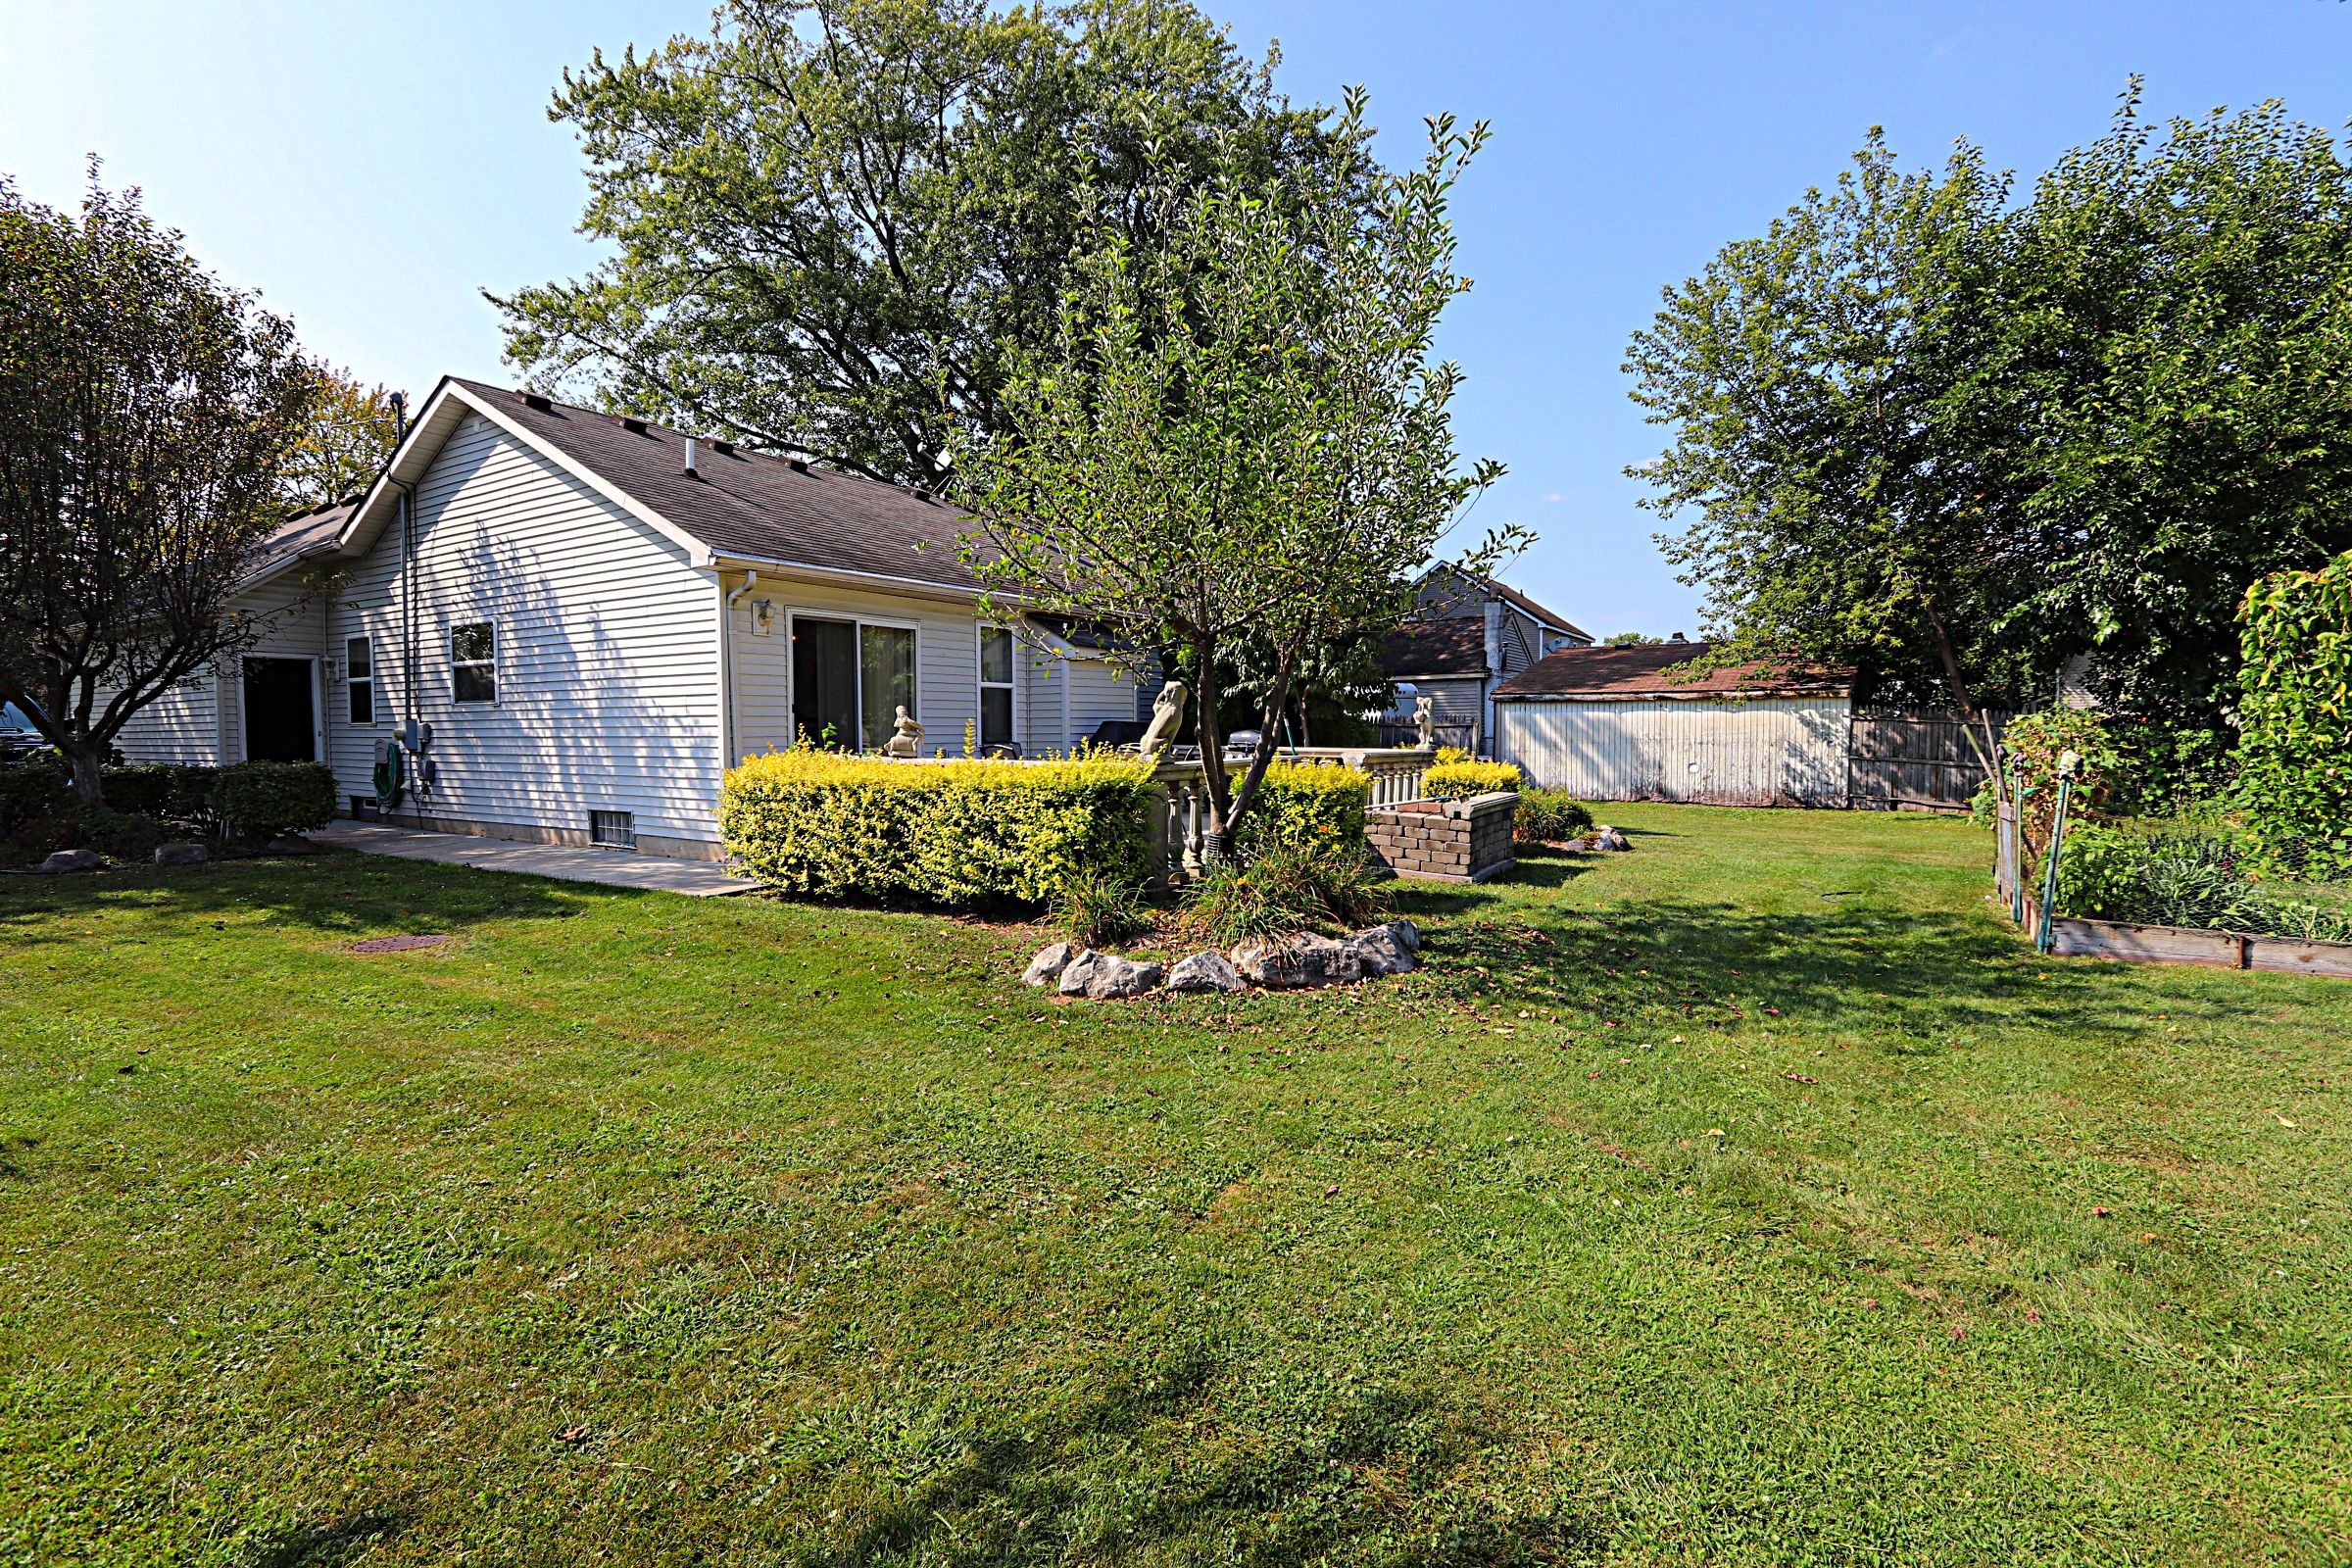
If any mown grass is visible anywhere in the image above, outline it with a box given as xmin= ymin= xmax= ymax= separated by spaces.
xmin=0 ymin=805 xmax=2345 ymax=1566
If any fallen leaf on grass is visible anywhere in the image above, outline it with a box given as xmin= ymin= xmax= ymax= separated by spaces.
xmin=1783 ymin=1072 xmax=1817 ymax=1084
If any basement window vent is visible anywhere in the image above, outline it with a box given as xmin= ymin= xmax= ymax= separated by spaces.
xmin=589 ymin=809 xmax=635 ymax=849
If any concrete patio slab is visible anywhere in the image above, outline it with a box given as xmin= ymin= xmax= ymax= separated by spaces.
xmin=312 ymin=820 xmax=757 ymax=897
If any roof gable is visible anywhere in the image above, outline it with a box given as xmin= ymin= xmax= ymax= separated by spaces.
xmin=337 ymin=378 xmax=987 ymax=597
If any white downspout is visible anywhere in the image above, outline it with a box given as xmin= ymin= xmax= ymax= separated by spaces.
xmin=718 ymin=569 xmax=758 ymax=771
xmin=1482 ymin=600 xmax=1504 ymax=759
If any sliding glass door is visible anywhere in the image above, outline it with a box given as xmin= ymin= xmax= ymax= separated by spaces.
xmin=792 ymin=615 xmax=917 ymax=751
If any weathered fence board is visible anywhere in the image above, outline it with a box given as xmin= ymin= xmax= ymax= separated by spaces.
xmin=1849 ymin=708 xmax=2011 ymax=812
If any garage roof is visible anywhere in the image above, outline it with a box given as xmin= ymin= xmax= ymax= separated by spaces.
xmin=1494 ymin=641 xmax=1853 ymax=700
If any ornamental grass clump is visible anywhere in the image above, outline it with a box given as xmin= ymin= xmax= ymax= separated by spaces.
xmin=720 ymin=749 xmax=1156 ymax=906
xmin=1176 ymin=839 xmax=1391 ymax=948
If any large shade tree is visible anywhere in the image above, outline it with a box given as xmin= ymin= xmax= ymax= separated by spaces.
xmin=1629 ymin=89 xmax=2352 ymax=787
xmin=0 ymin=172 xmax=317 ymax=806
xmin=279 ymin=363 xmax=404 ymax=508
xmin=494 ymin=0 xmax=1345 ymax=489
xmin=954 ymin=91 xmax=1522 ymax=852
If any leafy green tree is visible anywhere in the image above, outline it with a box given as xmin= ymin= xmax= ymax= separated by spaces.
xmin=1602 ymin=631 xmax=1662 ymax=646
xmin=1995 ymin=90 xmax=2352 ymax=715
xmin=494 ymin=0 xmax=1341 ymax=489
xmin=0 ymin=173 xmax=317 ymax=807
xmin=279 ymin=364 xmax=403 ymax=507
xmin=1631 ymin=91 xmax=2352 ymax=790
xmin=1625 ymin=131 xmax=2033 ymax=785
xmin=954 ymin=94 xmax=1520 ymax=853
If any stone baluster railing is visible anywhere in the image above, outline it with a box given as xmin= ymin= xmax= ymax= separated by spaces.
xmin=1145 ymin=747 xmax=1434 ymax=888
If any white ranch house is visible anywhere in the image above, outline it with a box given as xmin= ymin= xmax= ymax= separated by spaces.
xmin=114 ymin=377 xmax=1149 ymax=858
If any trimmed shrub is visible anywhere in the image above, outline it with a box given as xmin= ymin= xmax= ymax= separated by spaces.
xmin=1177 ymin=837 xmax=1391 ymax=946
xmin=213 ymin=760 xmax=337 ymax=841
xmin=1424 ymin=760 xmax=1522 ymax=800
xmin=99 ymin=763 xmax=218 ymax=822
xmin=1514 ymin=787 xmax=1593 ymax=843
xmin=1239 ymin=761 xmax=1371 ymax=857
xmin=722 ymin=750 xmax=1156 ymax=904
xmin=2237 ymin=554 xmax=2352 ymax=880
xmin=1 ymin=757 xmax=69 ymax=833
xmin=1432 ymin=746 xmax=1474 ymax=765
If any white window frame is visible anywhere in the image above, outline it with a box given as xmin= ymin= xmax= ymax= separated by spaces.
xmin=451 ymin=620 xmax=498 ymax=705
xmin=975 ymin=621 xmax=1018 ymax=752
xmin=785 ymin=609 xmax=922 ymax=751
xmin=345 ymin=634 xmax=377 ymax=726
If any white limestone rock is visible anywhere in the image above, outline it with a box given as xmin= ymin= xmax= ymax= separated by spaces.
xmin=1165 ymin=951 xmax=1246 ymax=995
xmin=1022 ymin=941 xmax=1082 ymax=987
xmin=1057 ymin=949 xmax=1164 ymax=1000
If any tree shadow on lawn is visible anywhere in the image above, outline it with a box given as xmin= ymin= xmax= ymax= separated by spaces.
xmin=800 ymin=1342 xmax=1602 ymax=1568
xmin=1388 ymin=890 xmax=2280 ymax=1047
xmin=0 ymin=850 xmax=592 ymax=952
xmin=236 ymin=1507 xmax=412 ymax=1568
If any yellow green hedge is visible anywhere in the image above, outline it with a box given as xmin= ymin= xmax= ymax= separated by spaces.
xmin=1240 ymin=761 xmax=1372 ymax=855
xmin=1423 ymin=759 xmax=1523 ymax=799
xmin=721 ymin=750 xmax=1157 ymax=903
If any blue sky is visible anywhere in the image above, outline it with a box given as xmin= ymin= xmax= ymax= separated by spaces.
xmin=3 ymin=3 xmax=2346 ymax=637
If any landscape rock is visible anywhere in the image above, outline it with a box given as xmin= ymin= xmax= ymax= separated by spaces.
xmin=267 ymin=835 xmax=320 ymax=856
xmin=1022 ymin=941 xmax=1082 ymax=987
xmin=36 ymin=849 xmax=103 ymax=874
xmin=153 ymin=842 xmax=209 ymax=867
xmin=1165 ymin=951 xmax=1246 ymax=995
xmin=1384 ymin=917 xmax=1422 ymax=954
xmin=1057 ymin=949 xmax=1164 ymax=1000
xmin=1345 ymin=924 xmax=1418 ymax=976
xmin=1590 ymin=826 xmax=1631 ymax=853
xmin=1230 ymin=934 xmax=1364 ymax=989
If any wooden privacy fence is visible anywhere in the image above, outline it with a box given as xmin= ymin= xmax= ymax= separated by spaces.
xmin=1848 ymin=708 xmax=2011 ymax=812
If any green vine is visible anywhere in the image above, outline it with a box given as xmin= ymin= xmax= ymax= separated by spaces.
xmin=2236 ymin=554 xmax=2352 ymax=881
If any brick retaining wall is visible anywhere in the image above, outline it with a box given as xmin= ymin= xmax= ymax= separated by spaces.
xmin=1366 ymin=792 xmax=1517 ymax=883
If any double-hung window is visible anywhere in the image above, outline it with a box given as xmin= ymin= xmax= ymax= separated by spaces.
xmin=346 ymin=636 xmax=375 ymax=724
xmin=452 ymin=622 xmax=497 ymax=704
xmin=978 ymin=625 xmax=1015 ymax=750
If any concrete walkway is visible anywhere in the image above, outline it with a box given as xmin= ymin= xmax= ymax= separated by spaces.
xmin=313 ymin=820 xmax=757 ymax=897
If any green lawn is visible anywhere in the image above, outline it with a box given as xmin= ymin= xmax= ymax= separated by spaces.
xmin=1 ymin=807 xmax=2345 ymax=1566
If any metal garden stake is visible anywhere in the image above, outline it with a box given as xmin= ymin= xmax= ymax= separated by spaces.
xmin=2034 ymin=749 xmax=2082 ymax=955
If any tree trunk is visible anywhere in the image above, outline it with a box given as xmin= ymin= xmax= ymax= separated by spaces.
xmin=65 ymin=741 xmax=106 ymax=809
xmin=1919 ymin=593 xmax=2005 ymax=808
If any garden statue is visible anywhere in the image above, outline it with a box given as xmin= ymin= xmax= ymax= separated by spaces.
xmin=1412 ymin=694 xmax=1436 ymax=750
xmin=1139 ymin=679 xmax=1188 ymax=759
xmin=882 ymin=706 xmax=923 ymax=758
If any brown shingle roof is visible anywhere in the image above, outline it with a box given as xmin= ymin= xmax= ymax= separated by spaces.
xmin=1379 ymin=617 xmax=1490 ymax=677
xmin=1494 ymin=641 xmax=1853 ymax=699
xmin=456 ymin=379 xmax=985 ymax=591
xmin=1471 ymin=572 xmax=1590 ymax=642
xmin=243 ymin=497 xmax=360 ymax=586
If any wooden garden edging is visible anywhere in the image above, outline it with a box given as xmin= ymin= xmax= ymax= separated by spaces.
xmin=1994 ymin=801 xmax=2352 ymax=978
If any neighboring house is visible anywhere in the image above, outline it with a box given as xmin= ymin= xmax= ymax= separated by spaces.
xmin=1492 ymin=639 xmax=1857 ymax=807
xmin=110 ymin=376 xmax=1145 ymax=858
xmin=1377 ymin=564 xmax=1592 ymax=756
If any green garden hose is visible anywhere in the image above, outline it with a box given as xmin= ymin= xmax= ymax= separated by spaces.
xmin=372 ymin=745 xmax=406 ymax=811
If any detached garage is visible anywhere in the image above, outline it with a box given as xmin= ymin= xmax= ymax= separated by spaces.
xmin=1493 ymin=642 xmax=1857 ymax=807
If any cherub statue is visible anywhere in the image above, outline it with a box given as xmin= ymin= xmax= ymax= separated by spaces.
xmin=1138 ymin=679 xmax=1188 ymax=759
xmin=1412 ymin=693 xmax=1436 ymax=750
xmin=882 ymin=705 xmax=923 ymax=758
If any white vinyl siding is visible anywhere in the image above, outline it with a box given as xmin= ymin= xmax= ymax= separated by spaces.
xmin=727 ymin=574 xmax=979 ymax=760
xmin=109 ymin=570 xmax=326 ymax=764
xmin=1494 ymin=697 xmax=1853 ymax=807
xmin=326 ymin=412 xmax=722 ymax=848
